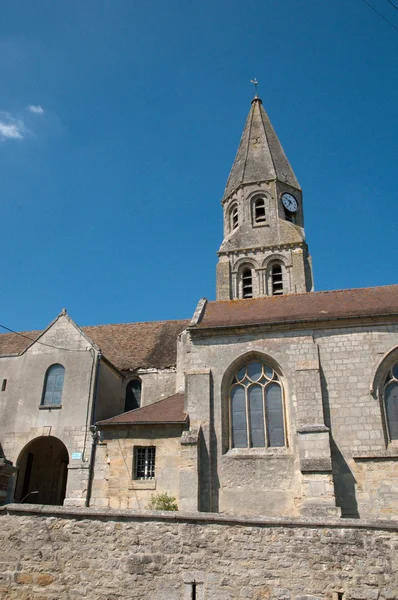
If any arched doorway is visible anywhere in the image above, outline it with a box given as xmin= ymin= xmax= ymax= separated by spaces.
xmin=15 ymin=436 xmax=69 ymax=505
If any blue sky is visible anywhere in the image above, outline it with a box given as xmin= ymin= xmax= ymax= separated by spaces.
xmin=1 ymin=0 xmax=397 ymax=331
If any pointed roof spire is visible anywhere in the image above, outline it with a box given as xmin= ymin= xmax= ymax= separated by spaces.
xmin=223 ymin=95 xmax=300 ymax=200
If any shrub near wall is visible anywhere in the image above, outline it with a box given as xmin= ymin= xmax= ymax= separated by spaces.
xmin=0 ymin=505 xmax=397 ymax=600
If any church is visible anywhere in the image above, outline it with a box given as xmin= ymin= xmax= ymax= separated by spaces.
xmin=1 ymin=93 xmax=398 ymax=521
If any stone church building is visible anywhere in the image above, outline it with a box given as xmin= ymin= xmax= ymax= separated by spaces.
xmin=1 ymin=95 xmax=398 ymax=522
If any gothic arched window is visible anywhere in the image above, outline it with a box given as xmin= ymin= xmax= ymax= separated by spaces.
xmin=230 ymin=204 xmax=239 ymax=231
xmin=271 ymin=264 xmax=283 ymax=295
xmin=42 ymin=364 xmax=65 ymax=406
xmin=384 ymin=363 xmax=398 ymax=441
xmin=242 ymin=267 xmax=253 ymax=298
xmin=125 ymin=379 xmax=142 ymax=412
xmin=253 ymin=197 xmax=266 ymax=224
xmin=230 ymin=360 xmax=285 ymax=448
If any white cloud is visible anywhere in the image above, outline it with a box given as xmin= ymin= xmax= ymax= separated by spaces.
xmin=27 ymin=104 xmax=44 ymax=115
xmin=0 ymin=113 xmax=25 ymax=141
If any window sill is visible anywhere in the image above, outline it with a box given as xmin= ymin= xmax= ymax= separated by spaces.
xmin=252 ymin=222 xmax=269 ymax=228
xmin=224 ymin=447 xmax=291 ymax=459
xmin=353 ymin=447 xmax=398 ymax=460
xmin=129 ymin=479 xmax=156 ymax=490
xmin=38 ymin=404 xmax=62 ymax=410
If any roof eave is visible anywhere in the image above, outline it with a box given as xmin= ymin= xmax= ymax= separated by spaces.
xmin=189 ymin=312 xmax=398 ymax=335
xmin=97 ymin=418 xmax=188 ymax=428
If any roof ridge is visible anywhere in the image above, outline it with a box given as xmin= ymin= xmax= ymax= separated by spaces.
xmin=0 ymin=318 xmax=190 ymax=338
xmin=206 ymin=284 xmax=398 ymax=305
xmin=259 ymin=101 xmax=277 ymax=180
xmin=82 ymin=318 xmax=189 ymax=329
xmin=240 ymin=99 xmax=255 ymax=189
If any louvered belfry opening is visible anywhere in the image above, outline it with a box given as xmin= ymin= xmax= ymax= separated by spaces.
xmin=231 ymin=205 xmax=238 ymax=230
xmin=254 ymin=198 xmax=266 ymax=223
xmin=242 ymin=268 xmax=253 ymax=298
xmin=272 ymin=265 xmax=283 ymax=295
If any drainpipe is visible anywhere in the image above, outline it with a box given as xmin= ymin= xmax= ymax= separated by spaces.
xmin=85 ymin=351 xmax=101 ymax=507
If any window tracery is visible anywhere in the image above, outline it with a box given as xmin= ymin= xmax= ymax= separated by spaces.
xmin=230 ymin=360 xmax=285 ymax=448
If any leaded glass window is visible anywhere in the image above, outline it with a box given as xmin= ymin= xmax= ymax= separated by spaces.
xmin=230 ymin=360 xmax=285 ymax=448
xmin=42 ymin=364 xmax=65 ymax=406
xmin=384 ymin=363 xmax=398 ymax=441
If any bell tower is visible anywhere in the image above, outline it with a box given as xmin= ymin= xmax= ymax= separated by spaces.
xmin=216 ymin=95 xmax=313 ymax=300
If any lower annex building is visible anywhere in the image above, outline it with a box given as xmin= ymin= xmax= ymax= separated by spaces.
xmin=1 ymin=95 xmax=398 ymax=520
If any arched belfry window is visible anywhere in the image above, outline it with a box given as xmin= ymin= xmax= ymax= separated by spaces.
xmin=230 ymin=204 xmax=238 ymax=231
xmin=271 ymin=264 xmax=283 ymax=295
xmin=253 ymin=197 xmax=266 ymax=224
xmin=42 ymin=364 xmax=65 ymax=406
xmin=384 ymin=363 xmax=398 ymax=441
xmin=230 ymin=360 xmax=285 ymax=448
xmin=284 ymin=208 xmax=296 ymax=224
xmin=125 ymin=379 xmax=142 ymax=412
xmin=242 ymin=267 xmax=253 ymax=298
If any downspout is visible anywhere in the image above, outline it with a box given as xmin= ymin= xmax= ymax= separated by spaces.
xmin=85 ymin=351 xmax=101 ymax=507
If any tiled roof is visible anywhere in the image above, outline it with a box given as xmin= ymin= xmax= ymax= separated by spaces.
xmin=0 ymin=330 xmax=42 ymax=355
xmin=96 ymin=392 xmax=186 ymax=426
xmin=0 ymin=320 xmax=189 ymax=371
xmin=193 ymin=285 xmax=398 ymax=330
xmin=84 ymin=320 xmax=189 ymax=371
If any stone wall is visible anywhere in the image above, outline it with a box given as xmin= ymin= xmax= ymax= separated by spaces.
xmin=91 ymin=424 xmax=184 ymax=510
xmin=0 ymin=504 xmax=397 ymax=600
xmin=183 ymin=320 xmax=398 ymax=519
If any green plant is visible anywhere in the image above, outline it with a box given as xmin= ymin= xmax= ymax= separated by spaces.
xmin=146 ymin=492 xmax=178 ymax=511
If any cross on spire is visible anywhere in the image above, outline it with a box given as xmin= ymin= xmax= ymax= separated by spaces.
xmin=250 ymin=78 xmax=259 ymax=96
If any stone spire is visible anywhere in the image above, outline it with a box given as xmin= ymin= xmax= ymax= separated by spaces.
xmin=223 ymin=96 xmax=300 ymax=201
xmin=216 ymin=96 xmax=313 ymax=301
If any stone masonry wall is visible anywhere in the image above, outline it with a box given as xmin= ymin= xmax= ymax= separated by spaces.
xmin=0 ymin=504 xmax=397 ymax=600
xmin=91 ymin=424 xmax=183 ymax=510
xmin=182 ymin=321 xmax=398 ymax=518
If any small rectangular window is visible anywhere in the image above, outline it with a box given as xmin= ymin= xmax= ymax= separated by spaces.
xmin=134 ymin=446 xmax=156 ymax=480
xmin=184 ymin=581 xmax=204 ymax=600
xmin=1 ymin=379 xmax=7 ymax=391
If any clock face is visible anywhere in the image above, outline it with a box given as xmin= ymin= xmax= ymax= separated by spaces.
xmin=281 ymin=193 xmax=298 ymax=213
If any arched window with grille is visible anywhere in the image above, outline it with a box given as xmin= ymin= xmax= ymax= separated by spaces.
xmin=230 ymin=360 xmax=285 ymax=448
xmin=253 ymin=197 xmax=266 ymax=224
xmin=384 ymin=363 xmax=398 ymax=441
xmin=242 ymin=267 xmax=253 ymax=298
xmin=125 ymin=379 xmax=142 ymax=412
xmin=41 ymin=364 xmax=65 ymax=406
xmin=229 ymin=204 xmax=238 ymax=232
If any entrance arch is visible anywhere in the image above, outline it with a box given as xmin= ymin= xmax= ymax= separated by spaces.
xmin=15 ymin=436 xmax=69 ymax=505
